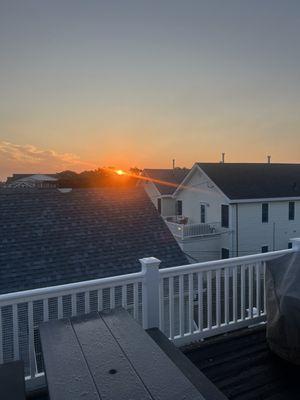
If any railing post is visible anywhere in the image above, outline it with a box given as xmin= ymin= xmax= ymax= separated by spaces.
xmin=291 ymin=238 xmax=300 ymax=251
xmin=140 ymin=257 xmax=161 ymax=329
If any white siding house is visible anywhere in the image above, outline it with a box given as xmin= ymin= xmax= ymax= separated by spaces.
xmin=6 ymin=173 xmax=58 ymax=188
xmin=143 ymin=163 xmax=300 ymax=262
xmin=141 ymin=168 xmax=190 ymax=217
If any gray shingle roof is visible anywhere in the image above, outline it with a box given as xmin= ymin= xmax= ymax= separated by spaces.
xmin=0 ymin=187 xmax=188 ymax=294
xmin=197 ymin=163 xmax=300 ymax=200
xmin=143 ymin=168 xmax=190 ymax=195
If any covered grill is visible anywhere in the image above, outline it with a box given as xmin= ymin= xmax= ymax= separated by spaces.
xmin=266 ymin=250 xmax=300 ymax=364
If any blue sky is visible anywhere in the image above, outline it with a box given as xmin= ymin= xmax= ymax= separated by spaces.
xmin=0 ymin=0 xmax=300 ymax=178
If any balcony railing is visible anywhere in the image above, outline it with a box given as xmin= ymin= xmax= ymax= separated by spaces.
xmin=0 ymin=239 xmax=299 ymax=388
xmin=165 ymin=220 xmax=224 ymax=239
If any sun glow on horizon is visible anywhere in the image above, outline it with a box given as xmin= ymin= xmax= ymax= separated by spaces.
xmin=115 ymin=169 xmax=126 ymax=176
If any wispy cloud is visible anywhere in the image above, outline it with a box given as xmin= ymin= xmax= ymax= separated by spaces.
xmin=0 ymin=141 xmax=96 ymax=180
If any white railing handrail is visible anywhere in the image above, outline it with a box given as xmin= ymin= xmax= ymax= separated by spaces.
xmin=0 ymin=270 xmax=145 ymax=306
xmin=160 ymin=247 xmax=295 ymax=276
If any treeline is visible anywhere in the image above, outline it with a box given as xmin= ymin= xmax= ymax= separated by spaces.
xmin=56 ymin=167 xmax=141 ymax=188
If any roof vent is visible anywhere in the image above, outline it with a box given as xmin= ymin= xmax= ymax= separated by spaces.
xmin=58 ymin=188 xmax=72 ymax=193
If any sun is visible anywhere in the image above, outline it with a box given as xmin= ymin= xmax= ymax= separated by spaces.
xmin=115 ymin=169 xmax=125 ymax=176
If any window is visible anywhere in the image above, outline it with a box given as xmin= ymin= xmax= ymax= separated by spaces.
xmin=200 ymin=204 xmax=206 ymax=223
xmin=262 ymin=203 xmax=269 ymax=223
xmin=221 ymin=205 xmax=229 ymax=228
xmin=289 ymin=202 xmax=295 ymax=220
xmin=221 ymin=248 xmax=230 ymax=259
xmin=261 ymin=246 xmax=269 ymax=253
xmin=288 ymin=242 xmax=293 ymax=249
xmin=176 ymin=200 xmax=183 ymax=216
xmin=157 ymin=198 xmax=161 ymax=215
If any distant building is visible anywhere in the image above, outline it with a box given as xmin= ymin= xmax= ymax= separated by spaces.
xmin=161 ymin=163 xmax=300 ymax=262
xmin=6 ymin=173 xmax=58 ymax=188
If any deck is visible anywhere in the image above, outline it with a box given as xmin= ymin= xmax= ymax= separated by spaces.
xmin=182 ymin=325 xmax=300 ymax=400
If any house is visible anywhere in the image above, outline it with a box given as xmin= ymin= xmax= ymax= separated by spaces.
xmin=167 ymin=163 xmax=300 ymax=261
xmin=142 ymin=168 xmax=190 ymax=216
xmin=6 ymin=174 xmax=58 ymax=188
xmin=0 ymin=186 xmax=188 ymax=294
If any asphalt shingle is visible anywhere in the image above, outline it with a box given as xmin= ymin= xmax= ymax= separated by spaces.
xmin=0 ymin=187 xmax=188 ymax=294
xmin=198 ymin=163 xmax=300 ymax=200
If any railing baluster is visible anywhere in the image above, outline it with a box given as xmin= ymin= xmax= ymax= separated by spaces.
xmin=179 ymin=275 xmax=184 ymax=337
xmin=110 ymin=287 xmax=115 ymax=310
xmin=28 ymin=301 xmax=36 ymax=379
xmin=12 ymin=304 xmax=19 ymax=360
xmin=197 ymin=272 xmax=203 ymax=332
xmin=241 ymin=264 xmax=246 ymax=320
xmin=233 ymin=267 xmax=238 ymax=323
xmin=58 ymin=296 xmax=63 ymax=319
xmin=188 ymin=274 xmax=193 ymax=334
xmin=248 ymin=264 xmax=253 ymax=319
xmin=263 ymin=261 xmax=267 ymax=314
xmin=256 ymin=262 xmax=261 ymax=316
xmin=43 ymin=298 xmax=49 ymax=321
xmin=71 ymin=293 xmax=77 ymax=316
xmin=133 ymin=282 xmax=138 ymax=320
xmin=84 ymin=292 xmax=90 ymax=314
xmin=224 ymin=268 xmax=229 ymax=324
xmin=207 ymin=271 xmax=212 ymax=329
xmin=159 ymin=279 xmax=165 ymax=333
xmin=169 ymin=277 xmax=174 ymax=339
xmin=98 ymin=289 xmax=103 ymax=311
xmin=216 ymin=269 xmax=221 ymax=327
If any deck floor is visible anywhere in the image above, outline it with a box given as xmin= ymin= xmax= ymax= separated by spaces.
xmin=182 ymin=325 xmax=300 ymax=400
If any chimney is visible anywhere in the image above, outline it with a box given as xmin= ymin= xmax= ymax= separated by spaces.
xmin=267 ymin=155 xmax=271 ymax=164
xmin=221 ymin=153 xmax=225 ymax=163
xmin=172 ymin=159 xmax=175 ymax=169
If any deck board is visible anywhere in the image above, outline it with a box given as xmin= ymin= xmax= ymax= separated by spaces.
xmin=182 ymin=325 xmax=300 ymax=400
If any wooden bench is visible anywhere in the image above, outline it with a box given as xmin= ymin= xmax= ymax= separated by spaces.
xmin=40 ymin=308 xmax=206 ymax=400
xmin=0 ymin=361 xmax=26 ymax=400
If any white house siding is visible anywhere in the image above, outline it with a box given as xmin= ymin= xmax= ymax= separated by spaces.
xmin=143 ymin=182 xmax=176 ymax=216
xmin=233 ymin=201 xmax=300 ymax=256
xmin=162 ymin=197 xmax=176 ymax=216
xmin=178 ymin=235 xmax=223 ymax=262
xmin=174 ymin=169 xmax=232 ymax=261
xmin=175 ymin=169 xmax=229 ymax=224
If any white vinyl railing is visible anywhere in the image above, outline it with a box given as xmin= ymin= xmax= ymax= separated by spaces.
xmin=0 ymin=241 xmax=299 ymax=387
xmin=159 ymin=247 xmax=295 ymax=345
xmin=0 ymin=270 xmax=145 ymax=385
xmin=166 ymin=221 xmax=223 ymax=239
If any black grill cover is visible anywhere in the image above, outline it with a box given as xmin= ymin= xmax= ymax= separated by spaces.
xmin=266 ymin=252 xmax=300 ymax=364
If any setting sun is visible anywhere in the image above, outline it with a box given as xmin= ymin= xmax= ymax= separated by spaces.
xmin=115 ymin=169 xmax=125 ymax=176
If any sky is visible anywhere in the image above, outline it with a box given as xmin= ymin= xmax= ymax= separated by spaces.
xmin=1 ymin=0 xmax=300 ymax=179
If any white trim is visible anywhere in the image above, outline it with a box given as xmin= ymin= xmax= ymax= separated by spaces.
xmin=230 ymin=196 xmax=300 ymax=204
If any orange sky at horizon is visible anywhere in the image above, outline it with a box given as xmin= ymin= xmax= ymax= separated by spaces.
xmin=2 ymin=2 xmax=300 ymax=180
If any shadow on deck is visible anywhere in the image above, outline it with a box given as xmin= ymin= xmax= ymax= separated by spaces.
xmin=182 ymin=325 xmax=300 ymax=400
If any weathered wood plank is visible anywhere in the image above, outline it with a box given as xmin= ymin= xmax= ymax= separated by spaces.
xmin=71 ymin=312 xmax=153 ymax=400
xmin=147 ymin=328 xmax=227 ymax=400
xmin=40 ymin=319 xmax=100 ymax=400
xmin=101 ymin=308 xmax=204 ymax=400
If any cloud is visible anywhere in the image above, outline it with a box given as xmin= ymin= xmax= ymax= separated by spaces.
xmin=0 ymin=141 xmax=96 ymax=180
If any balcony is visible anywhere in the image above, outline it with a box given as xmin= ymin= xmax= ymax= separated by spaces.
xmin=164 ymin=216 xmax=224 ymax=239
xmin=1 ymin=241 xmax=299 ymax=392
